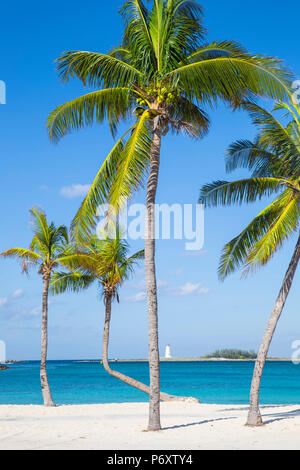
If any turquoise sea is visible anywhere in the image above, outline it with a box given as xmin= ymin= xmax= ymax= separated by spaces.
xmin=0 ymin=360 xmax=300 ymax=405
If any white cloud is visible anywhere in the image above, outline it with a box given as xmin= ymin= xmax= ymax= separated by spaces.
xmin=174 ymin=268 xmax=183 ymax=276
xmin=168 ymin=282 xmax=209 ymax=297
xmin=11 ymin=289 xmax=24 ymax=299
xmin=125 ymin=291 xmax=146 ymax=303
xmin=124 ymin=279 xmax=209 ymax=302
xmin=28 ymin=306 xmax=42 ymax=316
xmin=60 ymin=184 xmax=90 ymax=199
xmin=0 ymin=289 xmax=24 ymax=309
xmin=0 ymin=297 xmax=8 ymax=308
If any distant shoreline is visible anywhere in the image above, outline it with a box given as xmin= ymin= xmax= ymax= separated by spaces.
xmin=77 ymin=357 xmax=294 ymax=363
xmin=4 ymin=358 xmax=294 ymax=363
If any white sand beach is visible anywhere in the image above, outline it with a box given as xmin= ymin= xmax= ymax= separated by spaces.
xmin=0 ymin=402 xmax=300 ymax=450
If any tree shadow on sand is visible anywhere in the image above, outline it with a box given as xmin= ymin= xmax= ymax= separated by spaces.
xmin=217 ymin=404 xmax=292 ymax=413
xmin=163 ymin=406 xmax=300 ymax=430
xmin=262 ymin=408 xmax=300 ymax=425
xmin=216 ymin=405 xmax=300 ymax=425
xmin=163 ymin=416 xmax=237 ymax=431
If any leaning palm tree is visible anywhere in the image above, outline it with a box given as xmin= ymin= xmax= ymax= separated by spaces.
xmin=0 ymin=208 xmax=72 ymax=406
xmin=47 ymin=0 xmax=293 ymax=430
xmin=50 ymin=227 xmax=195 ymax=402
xmin=200 ymin=101 xmax=300 ymax=426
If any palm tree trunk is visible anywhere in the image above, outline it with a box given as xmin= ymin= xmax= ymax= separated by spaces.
xmin=246 ymin=232 xmax=300 ymax=426
xmin=145 ymin=116 xmax=162 ymax=431
xmin=102 ymin=294 xmax=197 ymax=403
xmin=40 ymin=274 xmax=55 ymax=407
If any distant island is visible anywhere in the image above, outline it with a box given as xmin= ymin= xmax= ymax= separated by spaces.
xmin=204 ymin=349 xmax=257 ymax=360
xmin=76 ymin=350 xmax=296 ymax=363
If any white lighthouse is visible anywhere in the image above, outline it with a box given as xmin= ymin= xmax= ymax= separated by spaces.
xmin=165 ymin=344 xmax=172 ymax=359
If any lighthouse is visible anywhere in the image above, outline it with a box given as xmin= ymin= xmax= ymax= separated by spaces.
xmin=165 ymin=344 xmax=172 ymax=359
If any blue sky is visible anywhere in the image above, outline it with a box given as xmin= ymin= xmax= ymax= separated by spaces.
xmin=1 ymin=0 xmax=300 ymax=360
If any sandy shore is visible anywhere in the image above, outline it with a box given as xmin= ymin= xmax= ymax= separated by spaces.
xmin=0 ymin=402 xmax=300 ymax=450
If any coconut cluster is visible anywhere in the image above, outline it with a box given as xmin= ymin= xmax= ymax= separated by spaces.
xmin=136 ymin=85 xmax=180 ymax=107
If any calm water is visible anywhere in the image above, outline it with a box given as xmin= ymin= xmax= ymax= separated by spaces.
xmin=0 ymin=360 xmax=300 ymax=405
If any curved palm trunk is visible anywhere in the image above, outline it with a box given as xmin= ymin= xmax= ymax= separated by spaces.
xmin=246 ymin=232 xmax=300 ymax=426
xmin=40 ymin=274 xmax=55 ymax=407
xmin=145 ymin=116 xmax=162 ymax=431
xmin=102 ymin=294 xmax=197 ymax=403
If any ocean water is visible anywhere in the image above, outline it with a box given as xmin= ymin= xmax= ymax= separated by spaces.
xmin=0 ymin=360 xmax=300 ymax=405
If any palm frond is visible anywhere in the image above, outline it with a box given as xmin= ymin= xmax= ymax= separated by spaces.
xmin=0 ymin=248 xmax=42 ymax=273
xmin=153 ymin=0 xmax=204 ymax=71
xmin=58 ymin=253 xmax=100 ymax=276
xmin=71 ymin=126 xmax=138 ymax=243
xmin=218 ymin=190 xmax=293 ymax=279
xmin=242 ymin=102 xmax=300 ymax=156
xmin=168 ymin=96 xmax=209 ymax=138
xmin=108 ymin=47 xmax=132 ymax=62
xmin=169 ymin=55 xmax=293 ymax=105
xmin=245 ymin=193 xmax=300 ymax=271
xmin=56 ymin=51 xmax=143 ymax=88
xmin=199 ymin=177 xmax=288 ymax=208
xmin=186 ymin=40 xmax=248 ymax=63
xmin=51 ymin=225 xmax=69 ymax=247
xmin=120 ymin=249 xmax=145 ymax=278
xmin=120 ymin=0 xmax=155 ymax=73
xmin=54 ymin=225 xmax=143 ymax=297
xmin=226 ymin=138 xmax=283 ymax=177
xmin=29 ymin=208 xmax=51 ymax=250
xmin=108 ymin=110 xmax=152 ymax=211
xmin=50 ymin=271 xmax=95 ymax=295
xmin=47 ymin=88 xmax=133 ymax=141
xmin=273 ymin=101 xmax=300 ymax=127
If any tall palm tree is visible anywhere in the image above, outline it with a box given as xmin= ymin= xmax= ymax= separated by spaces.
xmin=200 ymin=101 xmax=300 ymax=426
xmin=50 ymin=227 xmax=194 ymax=402
xmin=47 ymin=0 xmax=293 ymax=430
xmin=0 ymin=208 xmax=71 ymax=406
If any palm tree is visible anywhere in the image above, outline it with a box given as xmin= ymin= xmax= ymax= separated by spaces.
xmin=200 ymin=101 xmax=300 ymax=426
xmin=47 ymin=0 xmax=293 ymax=430
xmin=50 ymin=227 xmax=194 ymax=402
xmin=0 ymin=208 xmax=72 ymax=406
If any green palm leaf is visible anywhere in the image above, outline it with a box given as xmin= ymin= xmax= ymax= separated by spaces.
xmin=169 ymin=56 xmax=293 ymax=105
xmin=108 ymin=110 xmax=152 ymax=210
xmin=70 ymin=136 xmax=126 ymax=242
xmin=50 ymin=271 xmax=95 ymax=295
xmin=245 ymin=194 xmax=300 ymax=270
xmin=226 ymin=138 xmax=282 ymax=177
xmin=52 ymin=226 xmax=144 ymax=301
xmin=56 ymin=51 xmax=142 ymax=88
xmin=242 ymin=102 xmax=300 ymax=157
xmin=120 ymin=0 xmax=154 ymax=70
xmin=47 ymin=88 xmax=133 ymax=141
xmin=218 ymin=190 xmax=293 ymax=279
xmin=186 ymin=40 xmax=248 ymax=63
xmin=169 ymin=97 xmax=209 ymax=138
xmin=0 ymin=247 xmax=42 ymax=265
xmin=199 ymin=177 xmax=288 ymax=208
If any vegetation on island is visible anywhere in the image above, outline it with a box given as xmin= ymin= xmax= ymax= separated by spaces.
xmin=205 ymin=349 xmax=257 ymax=360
